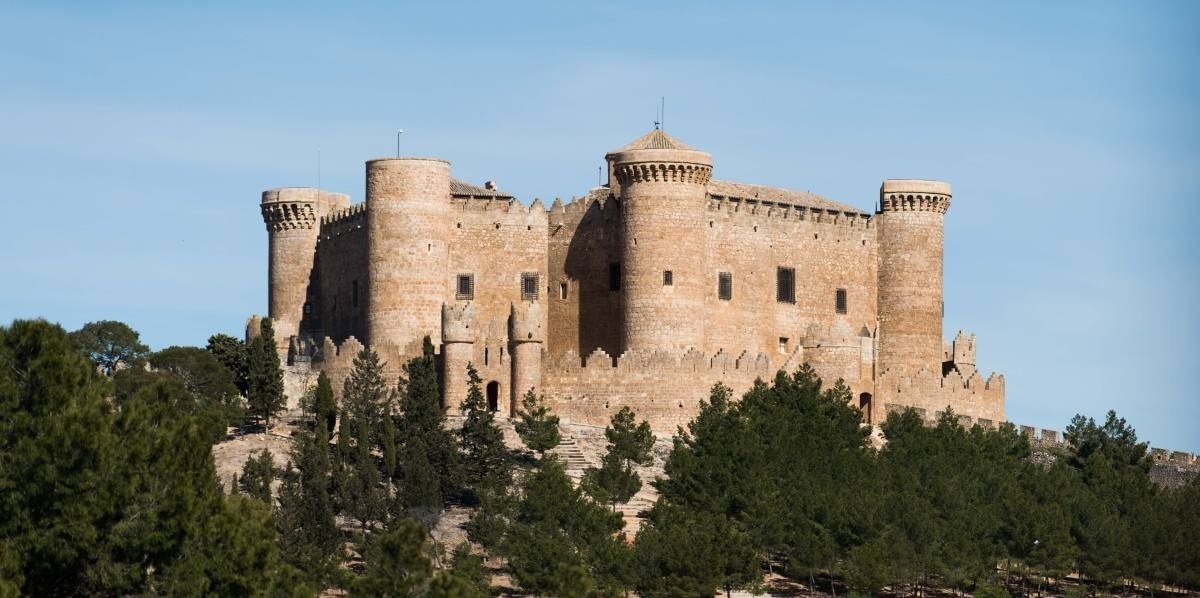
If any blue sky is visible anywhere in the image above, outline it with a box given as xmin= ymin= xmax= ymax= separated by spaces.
xmin=1 ymin=2 xmax=1196 ymax=450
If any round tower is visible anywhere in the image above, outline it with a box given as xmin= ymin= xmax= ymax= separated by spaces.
xmin=364 ymin=158 xmax=451 ymax=348
xmin=875 ymin=179 xmax=952 ymax=376
xmin=608 ymin=130 xmax=713 ymax=353
xmin=510 ymin=300 xmax=544 ymax=417
xmin=441 ymin=302 xmax=475 ymax=412
xmin=261 ymin=188 xmax=350 ymax=353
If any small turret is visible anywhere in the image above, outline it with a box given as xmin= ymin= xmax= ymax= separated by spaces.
xmin=509 ymin=301 xmax=545 ymax=416
xmin=949 ymin=330 xmax=977 ymax=379
xmin=441 ymin=302 xmax=476 ymax=412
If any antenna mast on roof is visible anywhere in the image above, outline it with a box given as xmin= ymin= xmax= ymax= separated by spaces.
xmin=661 ymin=96 xmax=665 ymax=130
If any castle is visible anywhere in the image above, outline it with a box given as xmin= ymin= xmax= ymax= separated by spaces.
xmin=257 ymin=129 xmax=1005 ymax=432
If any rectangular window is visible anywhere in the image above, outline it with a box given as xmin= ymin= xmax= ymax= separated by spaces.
xmin=522 ymin=272 xmax=539 ymax=300
xmin=779 ymin=337 xmax=789 ymax=353
xmin=776 ymin=267 xmax=795 ymax=303
xmin=559 ymin=282 xmax=568 ymax=300
xmin=609 ymin=262 xmax=621 ymax=291
xmin=663 ymin=270 xmax=673 ymax=286
xmin=352 ymin=280 xmax=359 ymax=308
xmin=456 ymin=274 xmax=474 ymax=300
xmin=836 ymin=288 xmax=848 ymax=314
xmin=718 ymin=272 xmax=732 ymax=301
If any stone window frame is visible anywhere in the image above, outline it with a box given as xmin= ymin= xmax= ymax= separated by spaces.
xmin=835 ymin=288 xmax=848 ymax=314
xmin=718 ymin=272 xmax=732 ymax=301
xmin=663 ymin=270 xmax=673 ymax=286
xmin=456 ymin=273 xmax=475 ymax=300
xmin=776 ymin=267 xmax=795 ymax=303
xmin=559 ymin=282 xmax=568 ymax=300
xmin=521 ymin=272 xmax=539 ymax=300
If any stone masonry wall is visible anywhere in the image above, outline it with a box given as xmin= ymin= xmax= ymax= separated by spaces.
xmin=542 ymin=347 xmax=774 ymax=433
xmin=702 ymin=196 xmax=876 ymax=396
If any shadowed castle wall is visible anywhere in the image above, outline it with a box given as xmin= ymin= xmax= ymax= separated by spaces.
xmin=547 ymin=191 xmax=623 ymax=360
xmin=315 ymin=204 xmax=368 ymax=343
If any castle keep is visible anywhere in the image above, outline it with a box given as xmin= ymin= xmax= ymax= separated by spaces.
xmin=259 ymin=129 xmax=1005 ymax=432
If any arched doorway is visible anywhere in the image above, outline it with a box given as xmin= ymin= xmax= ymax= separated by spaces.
xmin=486 ymin=381 xmax=500 ymax=412
xmin=858 ymin=393 xmax=873 ymax=425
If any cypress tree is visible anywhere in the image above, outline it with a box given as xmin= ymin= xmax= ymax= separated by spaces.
xmin=395 ymin=337 xmax=461 ymax=503
xmin=247 ymin=318 xmax=285 ymax=429
xmin=313 ymin=371 xmax=337 ymax=437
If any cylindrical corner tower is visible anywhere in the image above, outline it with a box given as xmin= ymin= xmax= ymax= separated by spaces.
xmin=609 ymin=130 xmax=713 ymax=353
xmin=261 ymin=188 xmax=350 ymax=352
xmin=510 ymin=301 xmax=544 ymax=417
xmin=365 ymin=157 xmax=451 ymax=348
xmin=875 ymin=179 xmax=952 ymax=376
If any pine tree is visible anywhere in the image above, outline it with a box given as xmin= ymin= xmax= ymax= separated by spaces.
xmin=206 ymin=332 xmax=250 ymax=395
xmin=239 ymin=449 xmax=275 ymax=504
xmin=67 ymin=320 xmax=149 ymax=375
xmin=458 ymin=363 xmax=512 ymax=500
xmin=501 ymin=456 xmax=630 ymax=596
xmin=246 ymin=318 xmax=285 ymax=429
xmin=0 ymin=320 xmax=116 ymax=594
xmin=514 ymin=388 xmax=561 ymax=457
xmin=313 ymin=371 xmax=337 ymax=437
xmin=582 ymin=406 xmax=654 ymax=510
xmin=276 ymin=424 xmax=342 ymax=589
xmin=395 ymin=337 xmax=461 ymax=503
xmin=337 ymin=348 xmax=389 ymax=536
xmin=353 ymin=517 xmax=486 ymax=598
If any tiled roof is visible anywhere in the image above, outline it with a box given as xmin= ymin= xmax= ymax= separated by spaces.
xmin=610 ymin=128 xmax=695 ymax=152
xmin=707 ymin=179 xmax=866 ymax=215
xmin=450 ymin=179 xmax=512 ymax=199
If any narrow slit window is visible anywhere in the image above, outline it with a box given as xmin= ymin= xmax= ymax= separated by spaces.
xmin=609 ymin=262 xmax=621 ymax=291
xmin=718 ymin=272 xmax=732 ymax=301
xmin=559 ymin=282 xmax=568 ymax=300
xmin=836 ymin=288 xmax=848 ymax=314
xmin=776 ymin=267 xmax=795 ymax=303
xmin=456 ymin=274 xmax=474 ymax=300
xmin=521 ymin=272 xmax=539 ymax=300
xmin=663 ymin=270 xmax=673 ymax=286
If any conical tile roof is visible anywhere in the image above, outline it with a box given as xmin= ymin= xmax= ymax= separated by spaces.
xmin=610 ymin=128 xmax=695 ymax=152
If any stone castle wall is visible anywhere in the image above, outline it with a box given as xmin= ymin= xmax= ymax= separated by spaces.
xmin=542 ymin=347 xmax=774 ymax=432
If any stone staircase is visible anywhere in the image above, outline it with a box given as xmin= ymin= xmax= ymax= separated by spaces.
xmin=549 ymin=432 xmax=595 ymax=480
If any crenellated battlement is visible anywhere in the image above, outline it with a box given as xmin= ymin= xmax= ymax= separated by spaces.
xmin=319 ymin=203 xmax=366 ymax=238
xmin=706 ymin=195 xmax=874 ymax=231
xmin=450 ymin=196 xmax=549 ymax=230
xmin=548 ymin=346 xmax=773 ymax=377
